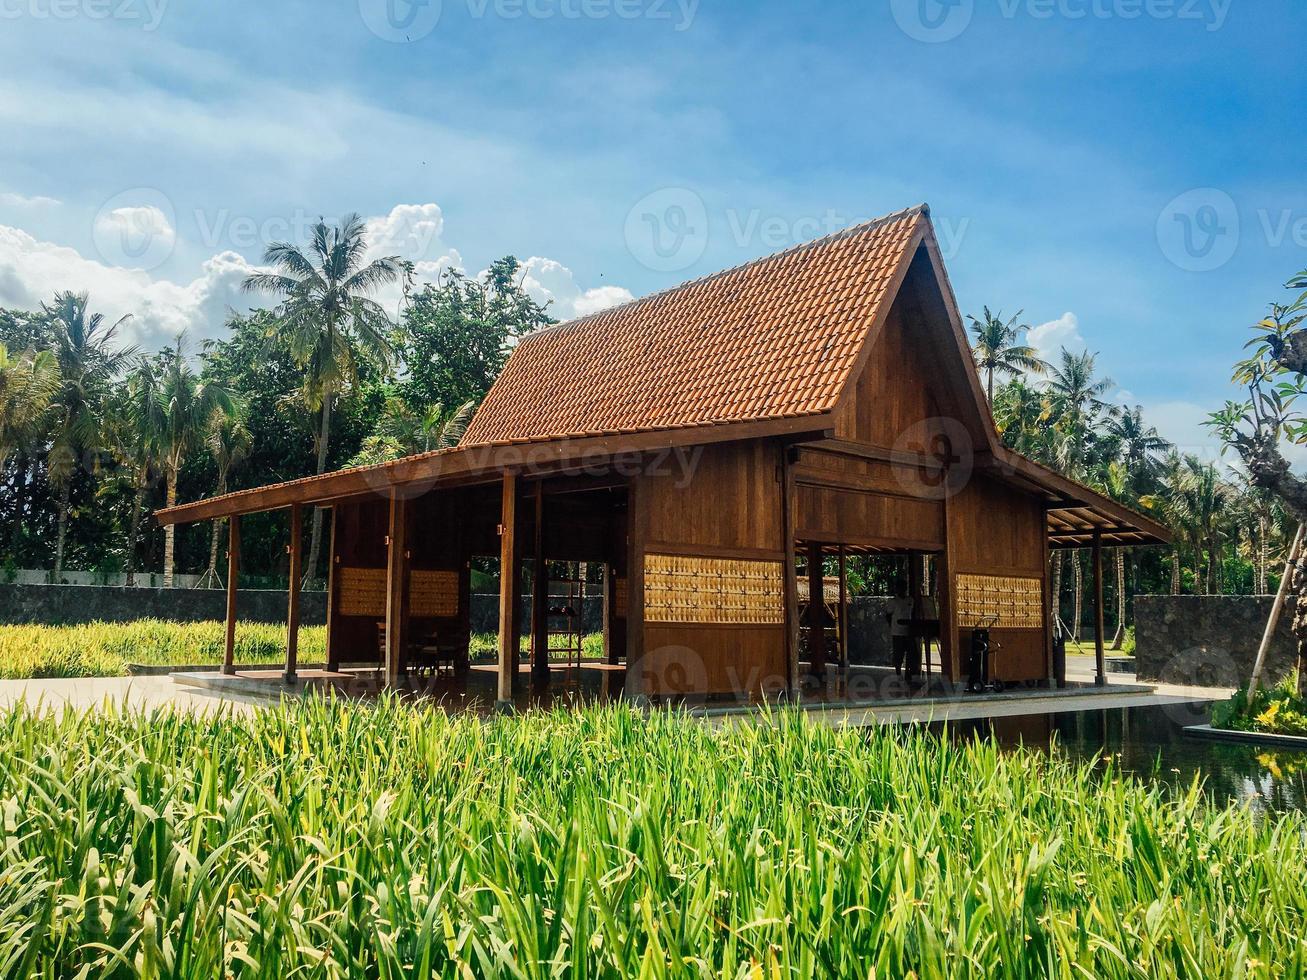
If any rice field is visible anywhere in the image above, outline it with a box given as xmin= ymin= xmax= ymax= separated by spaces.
xmin=1 ymin=698 xmax=1305 ymax=977
xmin=0 ymin=620 xmax=325 ymax=678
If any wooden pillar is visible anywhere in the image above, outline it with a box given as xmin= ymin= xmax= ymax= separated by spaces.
xmin=383 ymin=493 xmax=409 ymax=687
xmin=222 ymin=515 xmax=239 ymax=675
xmin=806 ymin=542 xmax=827 ymax=679
xmin=623 ymin=476 xmax=646 ymax=699
xmin=781 ymin=447 xmax=800 ymax=696
xmin=837 ymin=547 xmax=849 ymax=675
xmin=497 ymin=472 xmax=518 ymax=709
xmin=284 ymin=503 xmax=302 ymax=684
xmin=1093 ymin=529 xmax=1106 ymax=687
xmin=325 ymin=506 xmax=340 ymax=672
xmin=530 ymin=482 xmax=551 ymax=694
xmin=907 ymin=549 xmax=923 ymax=676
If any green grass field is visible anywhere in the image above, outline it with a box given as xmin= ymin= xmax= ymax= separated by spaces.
xmin=0 ymin=622 xmax=604 ymax=679
xmin=1 ymin=698 xmax=1304 ymax=976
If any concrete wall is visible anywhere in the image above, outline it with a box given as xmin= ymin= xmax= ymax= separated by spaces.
xmin=1135 ymin=594 xmax=1298 ymax=687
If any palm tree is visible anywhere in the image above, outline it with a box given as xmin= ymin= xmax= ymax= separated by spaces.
xmin=44 ymin=292 xmax=134 ymax=577
xmin=1102 ymin=406 xmax=1170 ymax=495
xmin=105 ymin=357 xmax=164 ymax=587
xmin=155 ymin=339 xmax=233 ymax=587
xmin=1142 ymin=451 xmax=1192 ymax=595
xmin=348 ymin=397 xmax=475 ymax=466
xmin=196 ymin=404 xmax=252 ymax=590
xmin=967 ymin=307 xmax=1047 ymax=403
xmin=243 ymin=214 xmax=404 ymax=585
xmin=0 ymin=343 xmax=57 ymax=470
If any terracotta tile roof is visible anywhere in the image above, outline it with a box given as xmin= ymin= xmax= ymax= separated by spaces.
xmin=460 ymin=204 xmax=928 ymax=447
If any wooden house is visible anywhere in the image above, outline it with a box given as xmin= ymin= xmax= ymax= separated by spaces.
xmin=157 ymin=204 xmax=1169 ymax=705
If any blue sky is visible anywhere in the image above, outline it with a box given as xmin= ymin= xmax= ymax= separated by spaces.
xmin=0 ymin=0 xmax=1303 ymax=455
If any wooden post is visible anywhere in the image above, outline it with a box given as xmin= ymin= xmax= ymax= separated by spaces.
xmin=908 ymin=549 xmax=923 ymax=677
xmin=222 ymin=515 xmax=239 ymax=675
xmin=497 ymin=472 xmax=518 ymax=710
xmin=325 ymin=506 xmax=340 ymax=672
xmin=1092 ymin=529 xmax=1106 ymax=687
xmin=837 ymin=547 xmax=849 ymax=676
xmin=807 ymin=542 xmax=827 ymax=680
xmin=531 ymin=482 xmax=551 ymax=694
xmin=1249 ymin=523 xmax=1305 ymax=700
xmin=781 ymin=448 xmax=800 ymax=697
xmin=284 ymin=503 xmax=302 ymax=684
xmin=623 ymin=476 xmax=646 ymax=699
xmin=602 ymin=563 xmax=614 ymax=664
xmin=384 ymin=492 xmax=409 ymax=687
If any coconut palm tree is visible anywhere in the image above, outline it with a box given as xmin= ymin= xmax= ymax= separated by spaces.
xmin=348 ymin=397 xmax=475 ymax=466
xmin=1102 ymin=405 xmax=1170 ymax=496
xmin=44 ymin=292 xmax=134 ymax=577
xmin=105 ymin=356 xmax=164 ymax=586
xmin=967 ymin=307 xmax=1047 ymax=403
xmin=243 ymin=214 xmax=405 ymax=586
xmin=155 ymin=338 xmax=233 ymax=587
xmin=0 ymin=343 xmax=58 ymax=470
xmin=196 ymin=404 xmax=252 ymax=590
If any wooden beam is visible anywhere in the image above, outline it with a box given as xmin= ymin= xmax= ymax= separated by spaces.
xmin=531 ymin=481 xmax=550 ymax=694
xmin=222 ymin=515 xmax=239 ymax=675
xmin=806 ymin=541 xmax=827 ymax=679
xmin=1093 ymin=529 xmax=1106 ymax=687
xmin=155 ymin=415 xmax=837 ymax=526
xmin=496 ymin=472 xmax=518 ymax=709
xmin=284 ymin=503 xmax=302 ymax=684
xmin=384 ymin=492 xmax=409 ymax=687
xmin=837 ymin=547 xmax=849 ymax=676
xmin=781 ymin=447 xmax=800 ymax=696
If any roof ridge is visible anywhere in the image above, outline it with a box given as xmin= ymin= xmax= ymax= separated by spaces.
xmin=520 ymin=202 xmax=931 ymax=343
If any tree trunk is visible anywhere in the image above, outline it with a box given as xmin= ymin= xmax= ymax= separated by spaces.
xmin=163 ymin=472 xmax=178 ymax=588
xmin=123 ymin=474 xmax=146 ymax=587
xmin=986 ymin=368 xmax=994 ymax=405
xmin=303 ymin=391 xmax=332 ymax=587
xmin=1110 ymin=547 xmax=1127 ymax=650
xmin=199 ymin=468 xmax=230 ymax=588
xmin=1291 ymin=551 xmax=1307 ymax=699
xmin=1170 ymin=551 xmax=1180 ymax=595
xmin=1071 ymin=549 xmax=1082 ymax=644
xmin=8 ymin=453 xmax=28 ymax=557
xmin=53 ymin=479 xmax=71 ymax=578
xmin=1257 ymin=516 xmax=1269 ymax=594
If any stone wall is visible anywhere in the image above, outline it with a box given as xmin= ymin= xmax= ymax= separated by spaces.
xmin=1135 ymin=595 xmax=1298 ymax=687
xmin=0 ymin=583 xmax=327 ymax=626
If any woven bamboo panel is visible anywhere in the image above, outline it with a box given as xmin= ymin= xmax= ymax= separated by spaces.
xmin=409 ymin=569 xmax=459 ymax=618
xmin=644 ymin=554 xmax=783 ymax=625
xmin=954 ymin=573 xmax=1044 ymax=629
xmin=338 ymin=567 xmax=386 ymax=618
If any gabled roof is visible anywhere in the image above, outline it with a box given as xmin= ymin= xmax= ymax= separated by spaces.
xmin=460 ymin=205 xmax=926 ymax=447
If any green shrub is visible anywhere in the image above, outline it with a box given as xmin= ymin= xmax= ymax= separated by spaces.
xmin=1211 ymin=672 xmax=1307 ymax=736
xmin=0 ymin=620 xmax=325 ymax=679
xmin=0 ymin=699 xmax=1303 ymax=976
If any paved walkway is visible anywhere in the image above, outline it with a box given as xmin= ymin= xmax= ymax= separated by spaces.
xmin=0 ymin=669 xmax=1230 ymax=724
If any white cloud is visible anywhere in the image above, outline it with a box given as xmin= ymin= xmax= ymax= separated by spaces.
xmin=0 ymin=224 xmax=260 ymax=350
xmin=519 ymin=256 xmax=634 ymax=321
xmin=0 ymin=192 xmax=60 ymax=209
xmin=1028 ymin=311 xmax=1084 ymax=364
xmin=0 ymin=201 xmax=629 ymax=351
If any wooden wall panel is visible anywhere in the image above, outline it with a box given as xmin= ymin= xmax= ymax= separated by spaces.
xmin=643 ymin=625 xmax=787 ymax=697
xmin=796 ymin=484 xmax=944 ymax=550
xmin=642 ymin=441 xmax=783 ymax=557
xmin=834 ymin=302 xmax=947 ymax=449
xmin=946 ymin=473 xmax=1049 ymax=682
